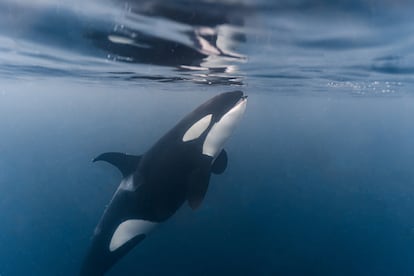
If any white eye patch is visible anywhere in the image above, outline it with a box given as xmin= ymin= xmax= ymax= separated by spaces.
xmin=182 ymin=114 xmax=212 ymax=142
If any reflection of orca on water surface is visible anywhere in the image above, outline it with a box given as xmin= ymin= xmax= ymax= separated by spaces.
xmin=89 ymin=0 xmax=247 ymax=69
xmin=80 ymin=91 xmax=247 ymax=275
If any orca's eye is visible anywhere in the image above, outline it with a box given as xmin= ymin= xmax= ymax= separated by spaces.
xmin=182 ymin=114 xmax=212 ymax=142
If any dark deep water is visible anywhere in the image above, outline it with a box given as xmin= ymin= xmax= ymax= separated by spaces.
xmin=1 ymin=0 xmax=414 ymax=275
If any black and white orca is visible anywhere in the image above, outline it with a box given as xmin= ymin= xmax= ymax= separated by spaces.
xmin=80 ymin=91 xmax=247 ymax=275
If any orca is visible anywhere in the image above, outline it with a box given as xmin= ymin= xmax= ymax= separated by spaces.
xmin=80 ymin=91 xmax=247 ymax=275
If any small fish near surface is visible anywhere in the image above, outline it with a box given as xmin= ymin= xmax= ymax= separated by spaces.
xmin=80 ymin=91 xmax=247 ymax=275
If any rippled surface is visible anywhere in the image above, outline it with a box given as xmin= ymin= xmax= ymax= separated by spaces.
xmin=1 ymin=1 xmax=414 ymax=275
xmin=0 ymin=0 xmax=248 ymax=85
xmin=1 ymin=0 xmax=414 ymax=91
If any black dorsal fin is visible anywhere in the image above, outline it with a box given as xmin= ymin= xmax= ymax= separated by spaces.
xmin=93 ymin=152 xmax=142 ymax=177
xmin=211 ymin=149 xmax=227 ymax=174
xmin=187 ymin=167 xmax=211 ymax=210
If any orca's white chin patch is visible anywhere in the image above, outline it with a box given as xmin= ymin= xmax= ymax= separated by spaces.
xmin=202 ymin=97 xmax=247 ymax=157
xmin=109 ymin=219 xmax=157 ymax=252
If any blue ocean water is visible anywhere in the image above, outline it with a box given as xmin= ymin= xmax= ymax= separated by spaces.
xmin=1 ymin=0 xmax=414 ymax=275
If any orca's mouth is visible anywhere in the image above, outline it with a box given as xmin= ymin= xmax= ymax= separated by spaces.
xmin=235 ymin=94 xmax=247 ymax=106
